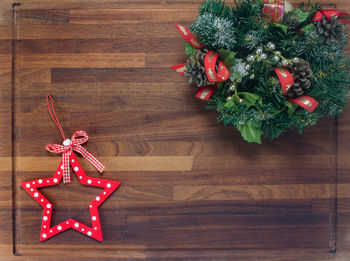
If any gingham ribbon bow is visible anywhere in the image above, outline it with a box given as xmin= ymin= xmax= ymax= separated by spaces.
xmin=46 ymin=130 xmax=105 ymax=184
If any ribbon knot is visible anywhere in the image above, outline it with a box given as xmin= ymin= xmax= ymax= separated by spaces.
xmin=46 ymin=130 xmax=105 ymax=184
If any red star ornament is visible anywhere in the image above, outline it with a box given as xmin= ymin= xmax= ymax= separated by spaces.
xmin=21 ymin=152 xmax=120 ymax=241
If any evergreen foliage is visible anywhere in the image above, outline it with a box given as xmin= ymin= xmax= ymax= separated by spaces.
xmin=184 ymin=0 xmax=350 ymax=143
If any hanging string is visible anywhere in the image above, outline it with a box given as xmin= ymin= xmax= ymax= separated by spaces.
xmin=46 ymin=95 xmax=66 ymax=141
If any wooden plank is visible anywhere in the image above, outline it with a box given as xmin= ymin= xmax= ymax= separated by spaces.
xmin=17 ymin=9 xmax=70 ymax=24
xmin=17 ymin=23 xmax=184 ymax=39
xmin=15 ymin=69 xmax=51 ymax=83
xmin=17 ymin=38 xmax=186 ymax=54
xmin=12 ymin=156 xmax=194 ymax=171
xmin=19 ymin=53 xmax=146 ymax=69
xmin=126 ymin=213 xmax=329 ymax=230
xmin=69 ymin=9 xmax=197 ymax=24
xmin=173 ymin=184 xmax=331 ymax=201
xmin=13 ymin=168 xmax=333 ymax=187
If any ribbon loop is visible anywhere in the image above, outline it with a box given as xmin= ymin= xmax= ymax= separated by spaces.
xmin=71 ymin=130 xmax=89 ymax=146
xmin=46 ymin=130 xmax=105 ymax=184
xmin=45 ymin=144 xmax=68 ymax=153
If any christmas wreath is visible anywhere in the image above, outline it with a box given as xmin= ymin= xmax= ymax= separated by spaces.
xmin=172 ymin=0 xmax=350 ymax=143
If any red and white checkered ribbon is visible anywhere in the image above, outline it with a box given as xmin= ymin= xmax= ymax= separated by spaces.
xmin=46 ymin=130 xmax=105 ymax=184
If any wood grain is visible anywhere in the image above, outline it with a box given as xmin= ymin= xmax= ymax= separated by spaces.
xmin=0 ymin=0 xmax=349 ymax=260
xmin=10 ymin=156 xmax=194 ymax=171
xmin=19 ymin=53 xmax=146 ymax=69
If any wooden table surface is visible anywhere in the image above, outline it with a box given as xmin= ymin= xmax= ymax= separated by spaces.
xmin=1 ymin=0 xmax=350 ymax=260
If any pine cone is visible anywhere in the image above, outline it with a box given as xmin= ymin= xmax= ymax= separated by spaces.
xmin=184 ymin=48 xmax=218 ymax=87
xmin=315 ymin=15 xmax=345 ymax=44
xmin=286 ymin=58 xmax=313 ymax=99
xmin=282 ymin=12 xmax=300 ymax=28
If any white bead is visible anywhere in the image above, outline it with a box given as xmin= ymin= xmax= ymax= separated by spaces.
xmin=96 ymin=196 xmax=100 ymax=201
xmin=38 ymin=179 xmax=42 ymax=184
xmin=267 ymin=42 xmax=276 ymax=50
xmin=87 ymin=179 xmax=92 ymax=184
xmin=74 ymin=167 xmax=79 ymax=171
xmin=26 ymin=183 xmax=30 ymax=188
xmin=107 ymin=183 xmax=111 ymax=188
xmin=256 ymin=47 xmax=263 ymax=54
xmin=42 ymin=234 xmax=47 ymax=238
xmin=293 ymin=57 xmax=300 ymax=64
xmin=247 ymin=54 xmax=255 ymax=62
xmin=63 ymin=139 xmax=71 ymax=146
xmin=74 ymin=223 xmax=79 ymax=228
xmin=282 ymin=59 xmax=289 ymax=66
xmin=34 ymin=192 xmax=39 ymax=197
xmin=87 ymin=231 xmax=92 ymax=236
xmin=53 ymin=178 xmax=58 ymax=183
xmin=46 ymin=204 xmax=51 ymax=208
xmin=92 ymin=216 xmax=96 ymax=221
xmin=43 ymin=216 xmax=48 ymax=221
xmin=60 ymin=165 xmax=64 ymax=170
xmin=57 ymin=226 xmax=62 ymax=231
